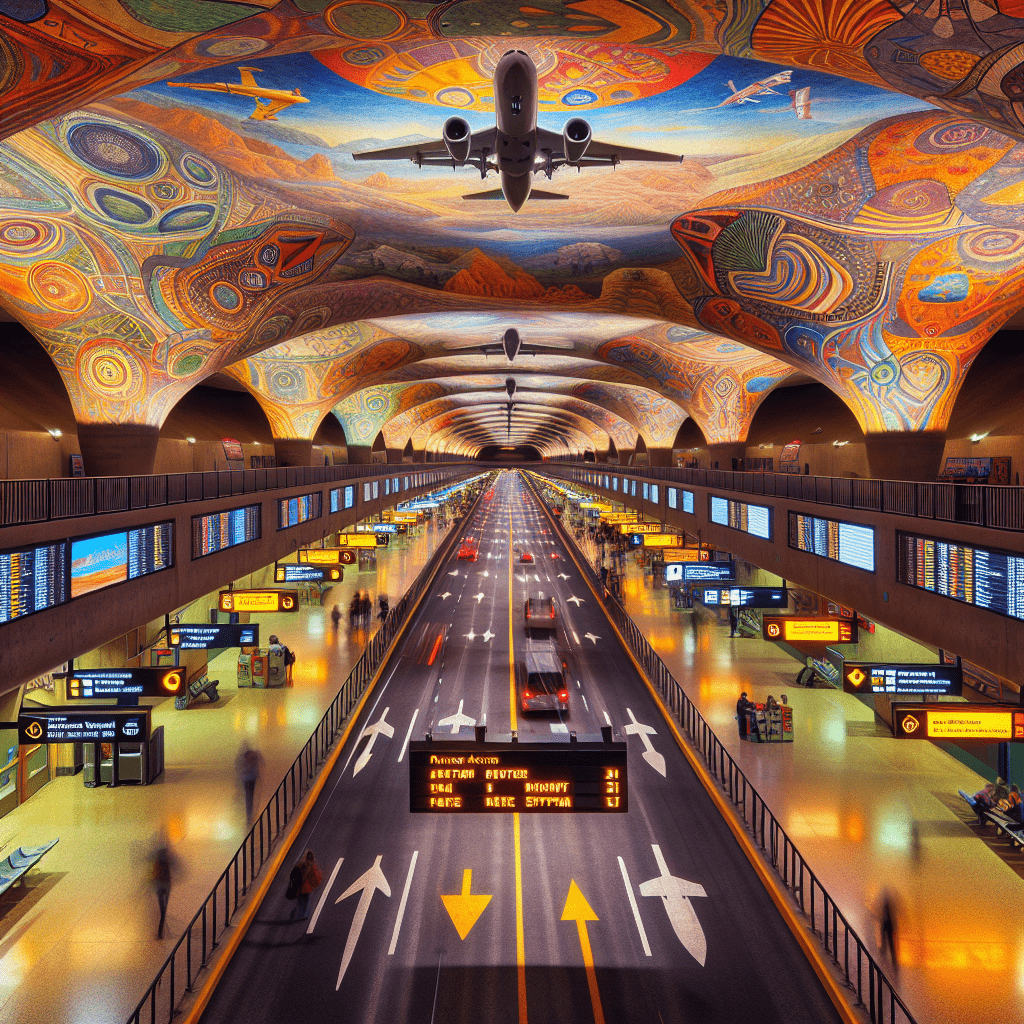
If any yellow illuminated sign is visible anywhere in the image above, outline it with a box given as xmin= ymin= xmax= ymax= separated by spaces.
xmin=337 ymin=533 xmax=378 ymax=548
xmin=662 ymin=548 xmax=708 ymax=562
xmin=579 ymin=501 xmax=612 ymax=511
xmin=219 ymin=590 xmax=298 ymax=613
xmin=301 ymin=548 xmax=343 ymax=564
xmin=763 ymin=616 xmax=856 ymax=643
xmin=642 ymin=533 xmax=679 ymax=547
xmin=618 ymin=522 xmax=657 ymax=532
xmin=895 ymin=706 xmax=1024 ymax=741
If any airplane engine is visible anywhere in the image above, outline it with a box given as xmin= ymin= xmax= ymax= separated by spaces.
xmin=562 ymin=118 xmax=591 ymax=164
xmin=443 ymin=117 xmax=472 ymax=164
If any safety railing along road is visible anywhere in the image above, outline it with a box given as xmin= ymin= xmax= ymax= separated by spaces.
xmin=125 ymin=497 xmax=479 ymax=1024
xmin=549 ymin=460 xmax=1024 ymax=533
xmin=536 ymin=482 xmax=916 ymax=1024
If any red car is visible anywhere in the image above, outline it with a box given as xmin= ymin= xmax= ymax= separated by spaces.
xmin=458 ymin=540 xmax=479 ymax=561
xmin=519 ymin=551 xmax=534 ymax=563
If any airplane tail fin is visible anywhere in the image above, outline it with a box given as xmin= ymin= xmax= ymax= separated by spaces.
xmin=237 ymin=66 xmax=262 ymax=89
xmin=726 ymin=80 xmax=737 ymax=93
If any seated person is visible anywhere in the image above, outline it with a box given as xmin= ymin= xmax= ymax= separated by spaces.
xmin=993 ymin=776 xmax=1010 ymax=804
xmin=959 ymin=782 xmax=997 ymax=822
xmin=795 ymin=659 xmax=817 ymax=687
xmin=999 ymin=784 xmax=1023 ymax=824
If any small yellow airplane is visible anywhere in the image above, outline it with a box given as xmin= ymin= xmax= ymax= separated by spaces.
xmin=167 ymin=67 xmax=309 ymax=121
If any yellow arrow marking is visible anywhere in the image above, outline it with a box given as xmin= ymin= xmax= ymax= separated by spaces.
xmin=441 ymin=869 xmax=492 ymax=941
xmin=561 ymin=880 xmax=605 ymax=1024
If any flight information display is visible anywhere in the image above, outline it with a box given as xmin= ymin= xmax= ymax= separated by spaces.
xmin=709 ymin=496 xmax=772 ymax=540
xmin=843 ymin=663 xmax=962 ymax=697
xmin=70 ymin=522 xmax=173 ymax=599
xmin=665 ymin=560 xmax=735 ymax=583
xmin=19 ymin=708 xmax=150 ymax=744
xmin=763 ymin=616 xmax=858 ymax=643
xmin=893 ymin=704 xmax=1024 ymax=741
xmin=218 ymin=590 xmax=298 ymax=613
xmin=700 ymin=586 xmax=788 ymax=608
xmin=275 ymin=563 xmax=343 ymax=583
xmin=897 ymin=531 xmax=1024 ymax=622
xmin=299 ymin=547 xmax=356 ymax=564
xmin=279 ymin=492 xmax=322 ymax=529
xmin=169 ymin=623 xmax=259 ymax=649
xmin=789 ymin=513 xmax=875 ymax=572
xmin=409 ymin=740 xmax=627 ymax=813
xmin=0 ymin=541 xmax=67 ymax=623
xmin=193 ymin=505 xmax=261 ymax=558
xmin=65 ymin=668 xmax=185 ymax=700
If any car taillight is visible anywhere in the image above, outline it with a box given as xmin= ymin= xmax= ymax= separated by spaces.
xmin=523 ymin=689 xmax=533 ymax=699
xmin=550 ymin=607 xmax=555 ymax=617
xmin=558 ymin=690 xmax=569 ymax=702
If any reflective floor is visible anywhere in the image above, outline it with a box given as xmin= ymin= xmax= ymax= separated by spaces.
xmin=0 ymin=520 xmax=451 ymax=1024
xmin=581 ymin=533 xmax=1024 ymax=1024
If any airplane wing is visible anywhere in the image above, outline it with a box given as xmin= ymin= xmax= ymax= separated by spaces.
xmin=249 ymin=98 xmax=291 ymax=121
xmin=353 ymin=128 xmax=498 ymax=172
xmin=536 ymin=128 xmax=681 ymax=169
xmin=237 ymin=66 xmax=261 ymax=89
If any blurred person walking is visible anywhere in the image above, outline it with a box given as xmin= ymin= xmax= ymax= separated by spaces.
xmin=236 ymin=743 xmax=265 ymax=821
xmin=151 ymin=832 xmax=179 ymax=940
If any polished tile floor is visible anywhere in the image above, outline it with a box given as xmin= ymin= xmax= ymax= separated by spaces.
xmin=0 ymin=521 xmax=451 ymax=1024
xmin=581 ymin=535 xmax=1023 ymax=1024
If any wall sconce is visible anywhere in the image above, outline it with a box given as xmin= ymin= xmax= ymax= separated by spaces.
xmin=47 ymin=428 xmax=62 ymax=440
xmin=832 ymin=440 xmax=849 ymax=447
xmin=253 ymin=441 xmax=261 ymax=446
xmin=970 ymin=432 xmax=989 ymax=443
xmin=186 ymin=436 xmax=196 ymax=444
xmin=758 ymin=443 xmax=772 ymax=449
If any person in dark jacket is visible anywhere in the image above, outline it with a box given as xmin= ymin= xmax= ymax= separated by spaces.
xmin=736 ymin=692 xmax=751 ymax=739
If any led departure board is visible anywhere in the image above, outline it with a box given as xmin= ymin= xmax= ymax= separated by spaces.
xmin=70 ymin=522 xmax=173 ymax=599
xmin=218 ymin=590 xmax=298 ymax=613
xmin=700 ymin=587 xmax=788 ymax=608
xmin=298 ymin=547 xmax=356 ymax=565
xmin=275 ymin=563 xmax=343 ymax=583
xmin=665 ymin=560 xmax=735 ymax=583
xmin=662 ymin=548 xmax=709 ymax=563
xmin=897 ymin=531 xmax=1024 ymax=622
xmin=893 ymin=704 xmax=1024 ymax=741
xmin=169 ymin=623 xmax=259 ymax=649
xmin=789 ymin=513 xmax=875 ymax=572
xmin=65 ymin=668 xmax=184 ymax=700
xmin=193 ymin=505 xmax=261 ymax=557
xmin=0 ymin=541 xmax=67 ymax=623
xmin=409 ymin=740 xmax=627 ymax=813
xmin=843 ymin=663 xmax=962 ymax=697
xmin=279 ymin=492 xmax=322 ymax=529
xmin=19 ymin=708 xmax=150 ymax=744
xmin=763 ymin=616 xmax=858 ymax=643
xmin=709 ymin=496 xmax=772 ymax=540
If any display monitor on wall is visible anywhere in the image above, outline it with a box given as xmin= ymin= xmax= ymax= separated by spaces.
xmin=192 ymin=505 xmax=261 ymax=558
xmin=709 ymin=496 xmax=771 ymax=539
xmin=70 ymin=522 xmax=173 ymax=599
xmin=0 ymin=541 xmax=67 ymax=623
xmin=789 ymin=513 xmax=875 ymax=572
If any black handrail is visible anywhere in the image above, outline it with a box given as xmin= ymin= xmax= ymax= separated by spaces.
xmin=548 ymin=461 xmax=1024 ymax=533
xmin=124 ymin=494 xmax=479 ymax=1024
xmin=534 ymin=476 xmax=916 ymax=1024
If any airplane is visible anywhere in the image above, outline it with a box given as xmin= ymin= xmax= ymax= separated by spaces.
xmin=352 ymin=49 xmax=683 ymax=212
xmin=715 ymin=70 xmax=793 ymax=108
xmin=789 ymin=87 xmax=812 ymax=120
xmin=167 ymin=67 xmax=309 ymax=121
xmin=477 ymin=327 xmax=571 ymax=361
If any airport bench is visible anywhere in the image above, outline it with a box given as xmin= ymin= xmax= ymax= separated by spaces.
xmin=958 ymin=790 xmax=1024 ymax=845
xmin=0 ymin=838 xmax=59 ymax=896
xmin=175 ymin=675 xmax=220 ymax=710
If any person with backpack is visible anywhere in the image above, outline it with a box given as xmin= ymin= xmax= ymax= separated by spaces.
xmin=378 ymin=594 xmax=389 ymax=623
xmin=288 ymin=850 xmax=324 ymax=921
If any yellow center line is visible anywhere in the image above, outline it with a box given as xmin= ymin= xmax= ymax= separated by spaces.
xmin=575 ymin=921 xmax=605 ymax=1024
xmin=509 ymin=476 xmax=527 ymax=1023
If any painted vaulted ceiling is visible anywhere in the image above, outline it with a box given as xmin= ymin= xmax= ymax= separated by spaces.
xmin=1 ymin=1 xmax=1023 ymax=457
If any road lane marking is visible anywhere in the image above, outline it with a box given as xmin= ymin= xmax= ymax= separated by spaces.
xmin=616 ymin=857 xmax=651 ymax=957
xmin=510 ymin=485 xmax=527 ymax=1024
xmin=603 ymin=712 xmax=612 ymax=726
xmin=352 ymin=708 xmax=395 ymax=777
xmin=482 ymin=628 xmax=495 ymax=642
xmin=584 ymin=632 xmax=601 ymax=644
xmin=561 ymin=880 xmax=605 ymax=1024
xmin=388 ymin=850 xmax=418 ymax=955
xmin=572 ymin=631 xmax=580 ymax=644
xmin=439 ymin=699 xmax=475 ymax=733
xmin=335 ymin=855 xmax=392 ymax=989
xmin=441 ymin=868 xmax=493 ymax=940
xmin=398 ymin=709 xmax=419 ymax=763
xmin=623 ymin=708 xmax=667 ymax=777
xmin=567 ymin=595 xmax=584 ymax=605
xmin=306 ymin=857 xmax=344 ymax=935
xmin=639 ymin=845 xmax=708 ymax=966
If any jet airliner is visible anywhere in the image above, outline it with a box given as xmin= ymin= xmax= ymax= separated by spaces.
xmin=167 ymin=67 xmax=309 ymax=121
xmin=715 ymin=70 xmax=793 ymax=108
xmin=353 ymin=50 xmax=683 ymax=212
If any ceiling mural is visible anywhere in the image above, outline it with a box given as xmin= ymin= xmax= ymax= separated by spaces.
xmin=0 ymin=3 xmax=1023 ymax=458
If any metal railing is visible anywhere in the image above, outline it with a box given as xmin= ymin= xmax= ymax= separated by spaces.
xmin=538 ymin=483 xmax=915 ymax=1024
xmin=125 ymin=502 xmax=473 ymax=1024
xmin=0 ymin=462 xmax=466 ymax=528
xmin=549 ymin=461 xmax=1024 ymax=533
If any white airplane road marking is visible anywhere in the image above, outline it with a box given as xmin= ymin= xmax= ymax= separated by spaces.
xmin=335 ymin=856 xmax=392 ymax=988
xmin=557 ymin=573 xmax=570 ymax=580
xmin=439 ymin=591 xmax=452 ymax=599
xmin=449 ymin=569 xmax=460 ymax=577
xmin=465 ymin=629 xmax=477 ymax=640
xmin=639 ymin=844 xmax=708 ymax=966
xmin=623 ymin=708 xmax=667 ymax=777
xmin=567 ymin=595 xmax=584 ymax=606
xmin=353 ymin=708 xmax=395 ymax=776
xmin=439 ymin=699 xmax=475 ymax=733
xmin=482 ymin=628 xmax=495 ymax=642
xmin=584 ymin=632 xmax=601 ymax=644
xmin=473 ymin=592 xmax=485 ymax=603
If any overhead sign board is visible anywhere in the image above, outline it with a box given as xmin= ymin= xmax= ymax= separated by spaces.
xmin=275 ymin=563 xmax=342 ymax=583
xmin=763 ymin=616 xmax=858 ymax=643
xmin=218 ymin=590 xmax=298 ymax=613
xmin=65 ymin=668 xmax=184 ymax=700
xmin=662 ymin=548 xmax=709 ymax=563
xmin=843 ymin=663 xmax=963 ymax=697
xmin=893 ymin=704 xmax=1024 ymax=741
xmin=19 ymin=708 xmax=150 ymax=745
xmin=336 ymin=534 xmax=378 ymax=548
xmin=409 ymin=740 xmax=627 ymax=813
xmin=169 ymin=623 xmax=259 ymax=649
xmin=642 ymin=533 xmax=679 ymax=547
xmin=700 ymin=587 xmax=788 ymax=609
xmin=664 ymin=561 xmax=735 ymax=583
xmin=299 ymin=547 xmax=357 ymax=565
xmin=579 ymin=502 xmax=612 ymax=511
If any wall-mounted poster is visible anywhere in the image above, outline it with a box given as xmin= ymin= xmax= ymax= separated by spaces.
xmin=221 ymin=438 xmax=244 ymax=462
xmin=69 ymin=454 xmax=84 ymax=477
xmin=780 ymin=440 xmax=801 ymax=474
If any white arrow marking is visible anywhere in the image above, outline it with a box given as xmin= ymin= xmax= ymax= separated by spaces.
xmin=335 ymin=855 xmax=392 ymax=988
xmin=398 ymin=709 xmax=419 ymax=763
xmin=478 ymin=571 xmax=490 ymax=577
xmin=388 ymin=850 xmax=418 ymax=956
xmin=438 ymin=699 xmax=476 ymax=733
xmin=439 ymin=591 xmax=452 ymax=600
xmin=306 ymin=857 xmax=344 ymax=935
xmin=533 ymin=573 xmax=541 ymax=582
xmin=353 ymin=708 xmax=395 ymax=776
xmin=516 ymin=574 xmax=529 ymax=582
xmin=639 ymin=844 xmax=707 ymax=966
xmin=474 ymin=592 xmax=485 ymax=603
xmin=482 ymin=629 xmax=495 ymax=643
xmin=558 ymin=573 xmax=570 ymax=580
xmin=584 ymin=632 xmax=601 ymax=644
xmin=572 ymin=631 xmax=580 ymax=644
xmin=465 ymin=629 xmax=477 ymax=640
xmin=623 ymin=708 xmax=666 ymax=777
xmin=449 ymin=569 xmax=460 ymax=577
xmin=567 ymin=595 xmax=584 ymax=606
xmin=617 ymin=856 xmax=651 ymax=957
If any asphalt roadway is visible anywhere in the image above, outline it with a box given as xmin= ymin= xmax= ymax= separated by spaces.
xmin=200 ymin=470 xmax=843 ymax=1024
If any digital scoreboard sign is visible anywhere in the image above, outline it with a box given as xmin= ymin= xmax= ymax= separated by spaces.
xmin=218 ymin=590 xmax=298 ymax=613
xmin=169 ymin=623 xmax=259 ymax=649
xmin=19 ymin=708 xmax=150 ymax=745
xmin=763 ymin=616 xmax=858 ymax=643
xmin=700 ymin=587 xmax=788 ymax=609
xmin=893 ymin=704 xmax=1024 ymax=741
xmin=665 ymin=561 xmax=735 ymax=583
xmin=65 ymin=668 xmax=184 ymax=700
xmin=409 ymin=740 xmax=627 ymax=813
xmin=275 ymin=563 xmax=343 ymax=583
xmin=843 ymin=663 xmax=963 ymax=697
